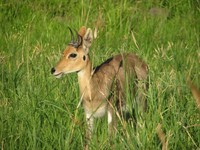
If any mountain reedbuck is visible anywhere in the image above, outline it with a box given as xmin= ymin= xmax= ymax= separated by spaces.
xmin=51 ymin=26 xmax=148 ymax=141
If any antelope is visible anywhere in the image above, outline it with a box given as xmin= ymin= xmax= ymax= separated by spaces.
xmin=51 ymin=26 xmax=148 ymax=143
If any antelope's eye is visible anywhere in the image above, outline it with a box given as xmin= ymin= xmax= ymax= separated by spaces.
xmin=69 ymin=53 xmax=77 ymax=58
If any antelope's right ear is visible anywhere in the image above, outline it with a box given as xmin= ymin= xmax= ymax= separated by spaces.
xmin=82 ymin=28 xmax=93 ymax=54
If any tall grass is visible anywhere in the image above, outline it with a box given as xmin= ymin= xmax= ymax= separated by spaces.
xmin=1 ymin=0 xmax=200 ymax=149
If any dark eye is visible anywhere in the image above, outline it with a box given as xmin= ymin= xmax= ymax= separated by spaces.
xmin=69 ymin=53 xmax=77 ymax=58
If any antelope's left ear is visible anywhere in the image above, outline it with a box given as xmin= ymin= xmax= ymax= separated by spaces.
xmin=78 ymin=26 xmax=86 ymax=37
xmin=82 ymin=28 xmax=93 ymax=54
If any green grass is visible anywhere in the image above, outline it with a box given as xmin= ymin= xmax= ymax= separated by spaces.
xmin=1 ymin=0 xmax=200 ymax=149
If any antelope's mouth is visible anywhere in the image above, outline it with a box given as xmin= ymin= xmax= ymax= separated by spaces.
xmin=51 ymin=67 xmax=63 ymax=78
xmin=54 ymin=72 xmax=63 ymax=78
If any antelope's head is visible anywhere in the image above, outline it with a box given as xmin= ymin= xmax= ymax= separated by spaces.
xmin=51 ymin=26 xmax=93 ymax=78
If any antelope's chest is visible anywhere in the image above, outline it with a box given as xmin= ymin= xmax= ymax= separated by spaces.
xmin=93 ymin=105 xmax=107 ymax=118
xmin=84 ymin=102 xmax=107 ymax=118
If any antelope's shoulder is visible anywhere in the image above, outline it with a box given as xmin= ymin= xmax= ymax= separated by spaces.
xmin=93 ymin=57 xmax=114 ymax=74
xmin=92 ymin=54 xmax=126 ymax=74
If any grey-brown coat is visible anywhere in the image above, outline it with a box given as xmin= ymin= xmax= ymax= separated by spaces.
xmin=51 ymin=26 xmax=148 ymax=144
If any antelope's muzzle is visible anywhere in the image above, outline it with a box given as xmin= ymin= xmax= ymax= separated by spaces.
xmin=51 ymin=67 xmax=56 ymax=74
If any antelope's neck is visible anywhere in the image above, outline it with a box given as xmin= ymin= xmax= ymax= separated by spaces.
xmin=77 ymin=60 xmax=93 ymax=100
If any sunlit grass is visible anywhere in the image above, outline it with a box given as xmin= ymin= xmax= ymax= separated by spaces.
xmin=1 ymin=0 xmax=200 ymax=149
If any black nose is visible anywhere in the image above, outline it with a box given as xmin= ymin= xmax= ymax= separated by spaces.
xmin=51 ymin=68 xmax=55 ymax=74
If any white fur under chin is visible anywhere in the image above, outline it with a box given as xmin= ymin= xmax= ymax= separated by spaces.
xmin=77 ymin=69 xmax=88 ymax=78
xmin=54 ymin=69 xmax=79 ymax=78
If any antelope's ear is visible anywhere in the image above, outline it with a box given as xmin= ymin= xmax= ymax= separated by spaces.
xmin=82 ymin=28 xmax=93 ymax=54
xmin=78 ymin=26 xmax=86 ymax=37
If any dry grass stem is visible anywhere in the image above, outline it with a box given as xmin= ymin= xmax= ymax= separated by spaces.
xmin=156 ymin=123 xmax=167 ymax=150
xmin=188 ymin=80 xmax=200 ymax=110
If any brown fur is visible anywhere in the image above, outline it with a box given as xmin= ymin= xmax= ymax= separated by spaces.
xmin=51 ymin=26 xmax=148 ymax=147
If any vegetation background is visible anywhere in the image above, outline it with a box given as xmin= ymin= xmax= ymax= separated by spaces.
xmin=0 ymin=0 xmax=199 ymax=149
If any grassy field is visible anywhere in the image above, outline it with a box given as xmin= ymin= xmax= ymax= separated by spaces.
xmin=1 ymin=0 xmax=200 ymax=149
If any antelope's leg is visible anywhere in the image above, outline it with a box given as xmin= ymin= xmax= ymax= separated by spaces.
xmin=85 ymin=113 xmax=94 ymax=140
xmin=136 ymin=79 xmax=148 ymax=112
xmin=84 ymin=113 xmax=94 ymax=150
xmin=107 ymin=106 xmax=116 ymax=136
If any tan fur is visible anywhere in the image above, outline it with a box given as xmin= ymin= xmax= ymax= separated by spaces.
xmin=51 ymin=26 xmax=148 ymax=146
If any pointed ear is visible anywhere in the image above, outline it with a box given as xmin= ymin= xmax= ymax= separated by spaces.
xmin=78 ymin=26 xmax=86 ymax=37
xmin=82 ymin=28 xmax=93 ymax=54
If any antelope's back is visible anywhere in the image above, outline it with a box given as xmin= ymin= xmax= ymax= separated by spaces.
xmin=93 ymin=53 xmax=148 ymax=79
xmin=91 ymin=53 xmax=148 ymax=91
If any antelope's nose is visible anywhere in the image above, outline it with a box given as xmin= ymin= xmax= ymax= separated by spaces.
xmin=51 ymin=67 xmax=56 ymax=74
